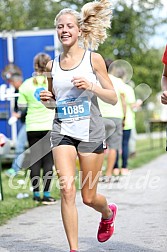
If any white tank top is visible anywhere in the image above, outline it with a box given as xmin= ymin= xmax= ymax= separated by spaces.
xmin=51 ymin=50 xmax=105 ymax=142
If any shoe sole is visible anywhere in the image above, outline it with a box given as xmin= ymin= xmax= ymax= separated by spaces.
xmin=42 ymin=201 xmax=57 ymax=205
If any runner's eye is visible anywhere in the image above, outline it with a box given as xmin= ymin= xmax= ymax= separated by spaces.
xmin=57 ymin=25 xmax=63 ymax=29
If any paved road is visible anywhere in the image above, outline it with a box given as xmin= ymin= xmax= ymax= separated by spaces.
xmin=0 ymin=153 xmax=167 ymax=252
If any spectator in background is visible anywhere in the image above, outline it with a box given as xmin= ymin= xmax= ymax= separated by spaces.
xmin=18 ymin=53 xmax=56 ymax=205
xmin=7 ymin=74 xmax=27 ymax=177
xmin=161 ymin=44 xmax=167 ymax=104
xmin=98 ymin=59 xmax=126 ymax=182
xmin=1 ymin=65 xmax=27 ymax=177
xmin=113 ymin=68 xmax=142 ymax=176
xmin=128 ymin=80 xmax=137 ymax=158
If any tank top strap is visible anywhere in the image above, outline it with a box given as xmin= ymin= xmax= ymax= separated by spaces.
xmin=51 ymin=54 xmax=59 ymax=77
xmin=82 ymin=50 xmax=91 ymax=65
xmin=78 ymin=50 xmax=94 ymax=74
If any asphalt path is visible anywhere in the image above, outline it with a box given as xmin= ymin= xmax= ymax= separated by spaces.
xmin=0 ymin=153 xmax=167 ymax=252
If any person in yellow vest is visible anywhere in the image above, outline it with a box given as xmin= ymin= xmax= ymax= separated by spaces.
xmin=113 ymin=68 xmax=142 ymax=175
xmin=98 ymin=59 xmax=126 ymax=182
xmin=18 ymin=53 xmax=56 ymax=205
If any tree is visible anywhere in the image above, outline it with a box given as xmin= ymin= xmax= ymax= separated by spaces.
xmin=26 ymin=0 xmax=63 ymax=29
xmin=0 ymin=0 xmax=63 ymax=31
xmin=0 ymin=0 xmax=27 ymax=30
xmin=96 ymin=0 xmax=164 ymax=94
xmin=98 ymin=0 xmax=163 ymax=58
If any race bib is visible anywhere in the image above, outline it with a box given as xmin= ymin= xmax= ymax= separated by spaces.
xmin=57 ymin=96 xmax=90 ymax=121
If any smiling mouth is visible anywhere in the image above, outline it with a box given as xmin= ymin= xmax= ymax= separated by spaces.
xmin=61 ymin=35 xmax=71 ymax=39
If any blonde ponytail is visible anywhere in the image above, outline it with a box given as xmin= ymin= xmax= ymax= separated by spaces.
xmin=81 ymin=0 xmax=112 ymax=50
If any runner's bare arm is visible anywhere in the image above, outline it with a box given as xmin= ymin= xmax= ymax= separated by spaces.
xmin=91 ymin=52 xmax=117 ymax=105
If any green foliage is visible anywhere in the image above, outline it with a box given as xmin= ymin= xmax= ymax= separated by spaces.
xmin=97 ymin=0 xmax=164 ymax=95
xmin=131 ymin=48 xmax=163 ymax=94
xmin=135 ymin=110 xmax=147 ymax=133
xmin=0 ymin=0 xmax=63 ymax=30
xmin=128 ymin=137 xmax=166 ymax=169
xmin=26 ymin=0 xmax=63 ymax=29
xmin=0 ymin=0 xmax=165 ymax=95
xmin=0 ymin=0 xmax=27 ymax=30
xmin=98 ymin=0 xmax=163 ymax=58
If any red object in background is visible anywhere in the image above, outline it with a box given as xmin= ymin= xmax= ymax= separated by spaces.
xmin=162 ymin=45 xmax=167 ymax=65
xmin=0 ymin=133 xmax=6 ymax=147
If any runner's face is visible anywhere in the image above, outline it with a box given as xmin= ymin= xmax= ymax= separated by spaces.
xmin=56 ymin=14 xmax=81 ymax=47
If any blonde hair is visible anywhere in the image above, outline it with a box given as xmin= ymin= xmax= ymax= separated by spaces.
xmin=54 ymin=0 xmax=112 ymax=50
xmin=33 ymin=52 xmax=51 ymax=85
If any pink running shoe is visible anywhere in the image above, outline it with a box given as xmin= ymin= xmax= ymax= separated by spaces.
xmin=97 ymin=203 xmax=118 ymax=243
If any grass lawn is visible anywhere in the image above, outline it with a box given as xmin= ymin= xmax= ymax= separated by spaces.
xmin=128 ymin=137 xmax=166 ymax=169
xmin=0 ymin=137 xmax=166 ymax=226
xmin=0 ymin=171 xmax=61 ymax=226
